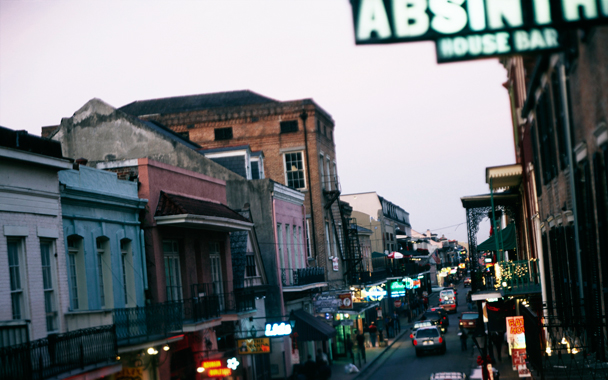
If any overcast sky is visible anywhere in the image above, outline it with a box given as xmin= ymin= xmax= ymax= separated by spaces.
xmin=0 ymin=0 xmax=515 ymax=243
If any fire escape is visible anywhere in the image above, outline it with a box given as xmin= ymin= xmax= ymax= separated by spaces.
xmin=322 ymin=175 xmax=363 ymax=286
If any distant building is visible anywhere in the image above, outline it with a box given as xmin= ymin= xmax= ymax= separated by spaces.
xmin=119 ymin=90 xmax=350 ymax=291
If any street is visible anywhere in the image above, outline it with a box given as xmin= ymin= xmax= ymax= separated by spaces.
xmin=358 ymin=282 xmax=475 ymax=380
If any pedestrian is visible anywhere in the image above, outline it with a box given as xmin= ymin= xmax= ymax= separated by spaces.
xmin=393 ymin=311 xmax=401 ymax=334
xmin=303 ymin=355 xmax=317 ymax=380
xmin=346 ymin=334 xmax=354 ymax=364
xmin=316 ymin=349 xmax=328 ymax=369
xmin=423 ymin=295 xmax=429 ymax=310
xmin=318 ymin=360 xmax=332 ymax=380
xmin=459 ymin=327 xmax=468 ymax=351
xmin=356 ymin=330 xmax=366 ymax=363
xmin=368 ymin=322 xmax=378 ymax=347
xmin=467 ymin=291 xmax=473 ymax=311
xmin=492 ymin=331 xmax=504 ymax=362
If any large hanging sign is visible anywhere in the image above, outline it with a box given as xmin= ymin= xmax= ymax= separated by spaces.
xmin=412 ymin=279 xmax=421 ymax=289
xmin=350 ymin=0 xmax=608 ymax=63
xmin=339 ymin=293 xmax=354 ymax=309
xmin=506 ymin=316 xmax=531 ymax=377
xmin=237 ymin=338 xmax=272 ymax=354
xmin=390 ymin=281 xmax=406 ymax=297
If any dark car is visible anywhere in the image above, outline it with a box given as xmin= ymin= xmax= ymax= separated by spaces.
xmin=414 ymin=326 xmax=446 ymax=356
xmin=428 ymin=307 xmax=450 ymax=327
xmin=459 ymin=311 xmax=479 ymax=331
xmin=464 ymin=277 xmax=471 ymax=287
xmin=421 ymin=310 xmax=447 ymax=333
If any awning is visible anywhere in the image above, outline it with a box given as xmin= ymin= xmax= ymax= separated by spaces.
xmin=371 ymin=251 xmax=386 ymax=258
xmin=154 ymin=191 xmax=253 ymax=232
xmin=341 ymin=302 xmax=379 ymax=316
xmin=477 ymin=224 xmax=517 ymax=251
xmin=291 ymin=309 xmax=336 ymax=342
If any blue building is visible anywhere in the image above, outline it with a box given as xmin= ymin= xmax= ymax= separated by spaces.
xmin=59 ymin=164 xmax=148 ymax=331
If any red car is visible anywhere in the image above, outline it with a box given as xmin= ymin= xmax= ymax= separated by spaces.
xmin=459 ymin=312 xmax=478 ymax=330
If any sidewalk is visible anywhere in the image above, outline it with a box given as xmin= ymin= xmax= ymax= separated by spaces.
xmin=331 ymin=291 xmax=439 ymax=380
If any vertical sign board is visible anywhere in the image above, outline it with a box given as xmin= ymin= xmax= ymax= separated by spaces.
xmin=350 ymin=0 xmax=608 ymax=63
xmin=506 ymin=316 xmax=531 ymax=377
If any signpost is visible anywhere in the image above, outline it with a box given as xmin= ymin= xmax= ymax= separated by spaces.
xmin=350 ymin=0 xmax=608 ymax=63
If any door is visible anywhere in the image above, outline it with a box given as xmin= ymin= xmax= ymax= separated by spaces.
xmin=209 ymin=242 xmax=224 ymax=310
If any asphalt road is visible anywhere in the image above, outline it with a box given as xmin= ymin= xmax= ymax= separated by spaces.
xmin=358 ymin=282 xmax=479 ymax=380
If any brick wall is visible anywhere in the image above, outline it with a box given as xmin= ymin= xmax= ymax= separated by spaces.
xmin=139 ymin=101 xmax=346 ymax=287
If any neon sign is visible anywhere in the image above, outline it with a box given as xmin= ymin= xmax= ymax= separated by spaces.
xmin=390 ymin=281 xmax=406 ymax=297
xmin=208 ymin=368 xmax=232 ymax=377
xmin=265 ymin=322 xmax=292 ymax=337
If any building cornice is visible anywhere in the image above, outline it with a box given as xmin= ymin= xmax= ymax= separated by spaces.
xmin=0 ymin=146 xmax=72 ymax=170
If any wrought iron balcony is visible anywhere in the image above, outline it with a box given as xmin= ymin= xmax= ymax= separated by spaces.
xmin=191 ymin=281 xmax=255 ymax=314
xmin=113 ymin=302 xmax=183 ymax=347
xmin=321 ymin=175 xmax=341 ymax=193
xmin=281 ymin=267 xmax=325 ymax=287
xmin=495 ymin=260 xmax=541 ymax=295
xmin=0 ymin=325 xmax=116 ymax=380
xmin=349 ymin=269 xmax=388 ymax=286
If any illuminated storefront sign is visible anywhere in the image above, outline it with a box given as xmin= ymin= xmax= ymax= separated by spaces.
xmin=362 ymin=285 xmax=386 ymax=301
xmin=506 ymin=316 xmax=531 ymax=377
xmin=459 ymin=263 xmax=466 ymax=269
xmin=265 ymin=322 xmax=292 ymax=337
xmin=403 ymin=277 xmax=414 ymax=289
xmin=412 ymin=279 xmax=421 ymax=289
xmin=350 ymin=0 xmax=608 ymax=63
xmin=237 ymin=338 xmax=271 ymax=354
xmin=208 ymin=368 xmax=232 ymax=377
xmin=390 ymin=281 xmax=406 ymax=297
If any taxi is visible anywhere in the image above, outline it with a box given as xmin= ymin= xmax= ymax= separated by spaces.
xmin=439 ymin=298 xmax=457 ymax=313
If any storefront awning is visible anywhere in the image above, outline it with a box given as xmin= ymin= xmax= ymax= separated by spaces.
xmin=291 ymin=309 xmax=336 ymax=342
xmin=477 ymin=223 xmax=517 ymax=251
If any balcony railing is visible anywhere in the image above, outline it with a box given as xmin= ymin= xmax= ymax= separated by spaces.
xmin=281 ymin=267 xmax=325 ymax=287
xmin=113 ymin=302 xmax=183 ymax=347
xmin=0 ymin=325 xmax=116 ymax=380
xmin=349 ymin=269 xmax=388 ymax=286
xmin=321 ymin=175 xmax=341 ymax=193
xmin=192 ymin=282 xmax=255 ymax=314
xmin=496 ymin=260 xmax=541 ymax=295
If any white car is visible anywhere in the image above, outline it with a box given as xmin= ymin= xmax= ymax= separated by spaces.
xmin=429 ymin=372 xmax=466 ymax=380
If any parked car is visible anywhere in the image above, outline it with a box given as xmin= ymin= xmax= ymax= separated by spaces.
xmin=459 ymin=311 xmax=479 ymax=330
xmin=440 ymin=298 xmax=457 ymax=313
xmin=464 ymin=277 xmax=471 ymax=287
xmin=410 ymin=321 xmax=433 ymax=343
xmin=421 ymin=310 xmax=447 ymax=333
xmin=413 ymin=326 xmax=446 ymax=356
xmin=429 ymin=372 xmax=467 ymax=380
xmin=428 ymin=307 xmax=450 ymax=327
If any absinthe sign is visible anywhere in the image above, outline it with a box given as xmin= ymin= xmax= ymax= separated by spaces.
xmin=351 ymin=0 xmax=608 ymax=62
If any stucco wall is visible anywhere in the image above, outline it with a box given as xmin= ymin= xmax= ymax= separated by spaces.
xmin=52 ymin=98 xmax=243 ymax=183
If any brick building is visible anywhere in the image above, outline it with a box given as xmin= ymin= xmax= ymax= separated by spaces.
xmin=502 ymin=26 xmax=608 ymax=374
xmin=119 ymin=91 xmax=350 ymax=291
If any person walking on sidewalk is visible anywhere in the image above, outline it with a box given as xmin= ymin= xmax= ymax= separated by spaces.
xmin=303 ymin=355 xmax=317 ymax=380
xmin=356 ymin=330 xmax=366 ymax=363
xmin=459 ymin=327 xmax=468 ymax=351
xmin=393 ymin=311 xmax=401 ymax=334
xmin=346 ymin=334 xmax=355 ymax=364
xmin=368 ymin=322 xmax=378 ymax=347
